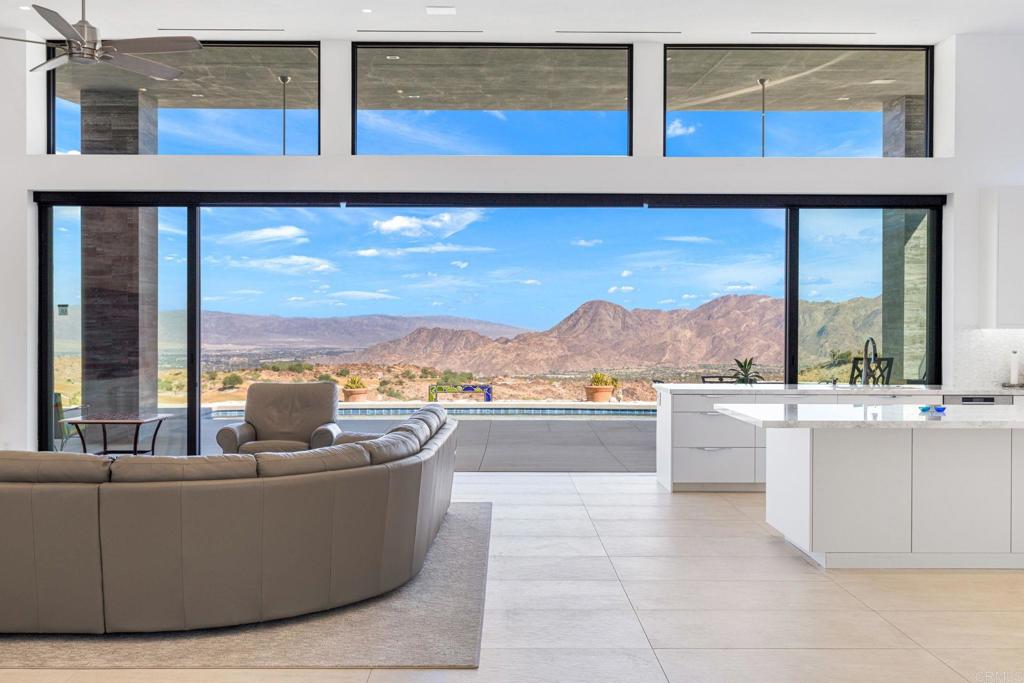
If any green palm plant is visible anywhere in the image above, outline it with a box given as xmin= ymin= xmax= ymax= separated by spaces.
xmin=728 ymin=357 xmax=765 ymax=385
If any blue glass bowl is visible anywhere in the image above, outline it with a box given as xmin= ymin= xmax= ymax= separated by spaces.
xmin=934 ymin=405 xmax=947 ymax=414
xmin=918 ymin=405 xmax=933 ymax=413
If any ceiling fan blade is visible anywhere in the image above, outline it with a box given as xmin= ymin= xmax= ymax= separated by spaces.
xmin=101 ymin=52 xmax=182 ymax=81
xmin=0 ymin=34 xmax=49 ymax=45
xmin=102 ymin=36 xmax=202 ymax=54
xmin=32 ymin=5 xmax=84 ymax=44
xmin=29 ymin=53 xmax=69 ymax=72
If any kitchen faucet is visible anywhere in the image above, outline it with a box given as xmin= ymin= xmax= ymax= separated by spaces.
xmin=862 ymin=337 xmax=879 ymax=385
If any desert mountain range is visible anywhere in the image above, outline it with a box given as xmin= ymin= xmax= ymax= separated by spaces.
xmin=54 ymin=294 xmax=882 ymax=375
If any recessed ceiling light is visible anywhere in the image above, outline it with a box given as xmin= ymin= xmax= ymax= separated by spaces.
xmin=426 ymin=6 xmax=456 ymax=15
xmin=869 ymin=79 xmax=895 ymax=85
xmin=396 ymin=89 xmax=404 ymax=93
xmin=361 ymin=8 xmax=373 ymax=13
xmin=191 ymin=93 xmax=204 ymax=97
xmin=836 ymin=96 xmax=850 ymax=101
xmin=406 ymin=94 xmax=421 ymax=99
xmin=139 ymin=87 xmax=148 ymax=92
xmin=18 ymin=5 xmax=32 ymax=10
xmin=385 ymin=55 xmax=400 ymax=60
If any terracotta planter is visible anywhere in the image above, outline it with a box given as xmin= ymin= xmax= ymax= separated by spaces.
xmin=585 ymin=385 xmax=614 ymax=403
xmin=342 ymin=388 xmax=371 ymax=402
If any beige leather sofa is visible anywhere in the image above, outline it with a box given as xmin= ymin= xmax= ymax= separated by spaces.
xmin=217 ymin=382 xmax=344 ymax=454
xmin=0 ymin=404 xmax=456 ymax=634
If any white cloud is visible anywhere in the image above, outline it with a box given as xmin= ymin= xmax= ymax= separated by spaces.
xmin=571 ymin=239 xmax=603 ymax=247
xmin=202 ymin=295 xmax=227 ymax=302
xmin=354 ymin=243 xmax=495 ymax=257
xmin=621 ymin=270 xmax=633 ymax=278
xmin=229 ymin=255 xmax=337 ymax=275
xmin=666 ymin=119 xmax=698 ymax=138
xmin=608 ymin=285 xmax=636 ymax=294
xmin=328 ymin=290 xmax=399 ymax=301
xmin=518 ymin=279 xmax=542 ymax=286
xmin=357 ymin=111 xmax=497 ymax=155
xmin=230 ymin=289 xmax=263 ymax=295
xmin=450 ymin=260 xmax=469 ymax=269
xmin=724 ymin=281 xmax=758 ymax=291
xmin=216 ymin=225 xmax=309 ymax=246
xmin=372 ymin=209 xmax=483 ymax=238
xmin=484 ymin=110 xmax=508 ymax=121
xmin=680 ymin=293 xmax=700 ymax=300
xmin=314 ymin=284 xmax=331 ymax=292
xmin=287 ymin=296 xmax=306 ymax=302
xmin=159 ymin=223 xmax=187 ymax=236
xmin=662 ymin=235 xmax=713 ymax=243
xmin=658 ymin=298 xmax=676 ymax=305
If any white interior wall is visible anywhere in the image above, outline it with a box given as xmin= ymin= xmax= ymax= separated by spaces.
xmin=1 ymin=35 xmax=1023 ymax=447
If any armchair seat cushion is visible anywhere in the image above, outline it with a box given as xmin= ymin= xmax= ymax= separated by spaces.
xmin=238 ymin=439 xmax=308 ymax=455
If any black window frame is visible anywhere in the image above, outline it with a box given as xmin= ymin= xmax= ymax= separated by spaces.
xmin=34 ymin=190 xmax=944 ymax=452
xmin=351 ymin=41 xmax=635 ymax=156
xmin=662 ymin=44 xmax=935 ymax=158
xmin=46 ymin=40 xmax=323 ymax=156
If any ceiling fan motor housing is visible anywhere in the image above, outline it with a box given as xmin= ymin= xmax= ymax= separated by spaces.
xmin=70 ymin=19 xmax=99 ymax=63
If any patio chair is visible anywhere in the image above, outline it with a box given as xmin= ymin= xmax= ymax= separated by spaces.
xmin=52 ymin=392 xmax=75 ymax=451
xmin=216 ymin=382 xmax=343 ymax=454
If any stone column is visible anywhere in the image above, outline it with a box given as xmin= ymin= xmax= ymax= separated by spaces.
xmin=882 ymin=209 xmax=930 ymax=382
xmin=79 ymin=90 xmax=159 ymax=423
xmin=882 ymin=95 xmax=926 ymax=158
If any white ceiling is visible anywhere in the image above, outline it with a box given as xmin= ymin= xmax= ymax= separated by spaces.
xmin=1 ymin=0 xmax=1023 ymax=44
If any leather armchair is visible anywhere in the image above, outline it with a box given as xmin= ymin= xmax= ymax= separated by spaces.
xmin=216 ymin=382 xmax=342 ymax=454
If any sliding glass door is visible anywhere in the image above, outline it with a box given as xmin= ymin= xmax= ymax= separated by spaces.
xmin=48 ymin=204 xmax=189 ymax=454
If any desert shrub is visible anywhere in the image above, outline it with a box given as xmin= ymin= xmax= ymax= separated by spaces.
xmin=401 ymin=369 xmax=417 ymax=380
xmin=420 ymin=367 xmax=437 ymax=378
xmin=221 ymin=372 xmax=244 ymax=389
xmin=440 ymin=369 xmax=473 ymax=384
xmin=338 ymin=367 xmax=351 ymax=377
xmin=383 ymin=387 xmax=404 ymax=399
xmin=316 ymin=373 xmax=335 ymax=383
xmin=378 ymin=378 xmax=391 ymax=388
xmin=204 ymin=370 xmax=219 ymax=381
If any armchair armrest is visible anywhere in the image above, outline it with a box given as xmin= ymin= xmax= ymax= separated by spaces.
xmin=310 ymin=422 xmax=343 ymax=449
xmin=216 ymin=421 xmax=256 ymax=454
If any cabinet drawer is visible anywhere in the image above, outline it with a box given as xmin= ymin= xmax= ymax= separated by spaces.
xmin=674 ymin=447 xmax=756 ymax=483
xmin=844 ymin=394 xmax=943 ymax=405
xmin=672 ymin=411 xmax=756 ymax=448
xmin=672 ymin=393 xmax=756 ymax=412
xmin=758 ymin=393 xmax=837 ymax=404
xmin=755 ymin=447 xmax=766 ymax=483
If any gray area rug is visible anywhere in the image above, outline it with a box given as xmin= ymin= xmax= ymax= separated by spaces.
xmin=0 ymin=502 xmax=491 ymax=669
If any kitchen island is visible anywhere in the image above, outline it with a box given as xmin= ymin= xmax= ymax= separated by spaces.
xmin=654 ymin=383 xmax=1019 ymax=492
xmin=716 ymin=402 xmax=1024 ymax=568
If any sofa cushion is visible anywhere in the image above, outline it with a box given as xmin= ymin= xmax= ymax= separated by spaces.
xmin=418 ymin=404 xmax=448 ymax=428
xmin=110 ymin=454 xmax=257 ymax=482
xmin=409 ymin=410 xmax=441 ymax=435
xmin=0 ymin=450 xmax=111 ymax=483
xmin=238 ymin=439 xmax=308 ymax=455
xmin=360 ymin=431 xmax=421 ymax=465
xmin=388 ymin=419 xmax=431 ymax=447
xmin=256 ymin=443 xmax=371 ymax=478
xmin=334 ymin=431 xmax=384 ymax=445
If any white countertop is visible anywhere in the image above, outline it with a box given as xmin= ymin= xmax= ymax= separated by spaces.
xmin=654 ymin=383 xmax=1021 ymax=396
xmin=714 ymin=402 xmax=1024 ymax=429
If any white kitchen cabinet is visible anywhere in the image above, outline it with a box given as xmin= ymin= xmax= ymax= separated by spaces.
xmin=672 ymin=412 xmax=756 ymax=448
xmin=981 ymin=187 xmax=1024 ymax=328
xmin=674 ymin=447 xmax=755 ymax=483
xmin=912 ymin=429 xmax=1011 ymax=553
xmin=811 ymin=429 xmax=912 ymax=553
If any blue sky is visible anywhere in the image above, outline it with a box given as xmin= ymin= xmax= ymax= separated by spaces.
xmin=51 ymin=203 xmax=888 ymax=331
xmin=51 ymin=99 xmax=893 ymax=330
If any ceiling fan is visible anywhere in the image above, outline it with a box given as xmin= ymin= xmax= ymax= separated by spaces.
xmin=0 ymin=0 xmax=201 ymax=80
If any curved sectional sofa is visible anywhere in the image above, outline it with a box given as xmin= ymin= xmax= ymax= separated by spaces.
xmin=0 ymin=404 xmax=457 ymax=634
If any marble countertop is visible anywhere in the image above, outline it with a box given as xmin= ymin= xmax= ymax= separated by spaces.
xmin=654 ymin=383 xmax=1021 ymax=395
xmin=714 ymin=403 xmax=1024 ymax=429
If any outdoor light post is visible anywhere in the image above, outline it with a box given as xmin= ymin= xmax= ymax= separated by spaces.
xmin=758 ymin=77 xmax=768 ymax=157
xmin=278 ymin=75 xmax=291 ymax=155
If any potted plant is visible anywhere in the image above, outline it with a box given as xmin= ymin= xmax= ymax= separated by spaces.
xmin=728 ymin=357 xmax=766 ymax=385
xmin=585 ymin=372 xmax=618 ymax=402
xmin=342 ymin=375 xmax=371 ymax=402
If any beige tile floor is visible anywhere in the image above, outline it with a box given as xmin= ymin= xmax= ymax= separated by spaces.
xmin=5 ymin=472 xmax=1024 ymax=682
